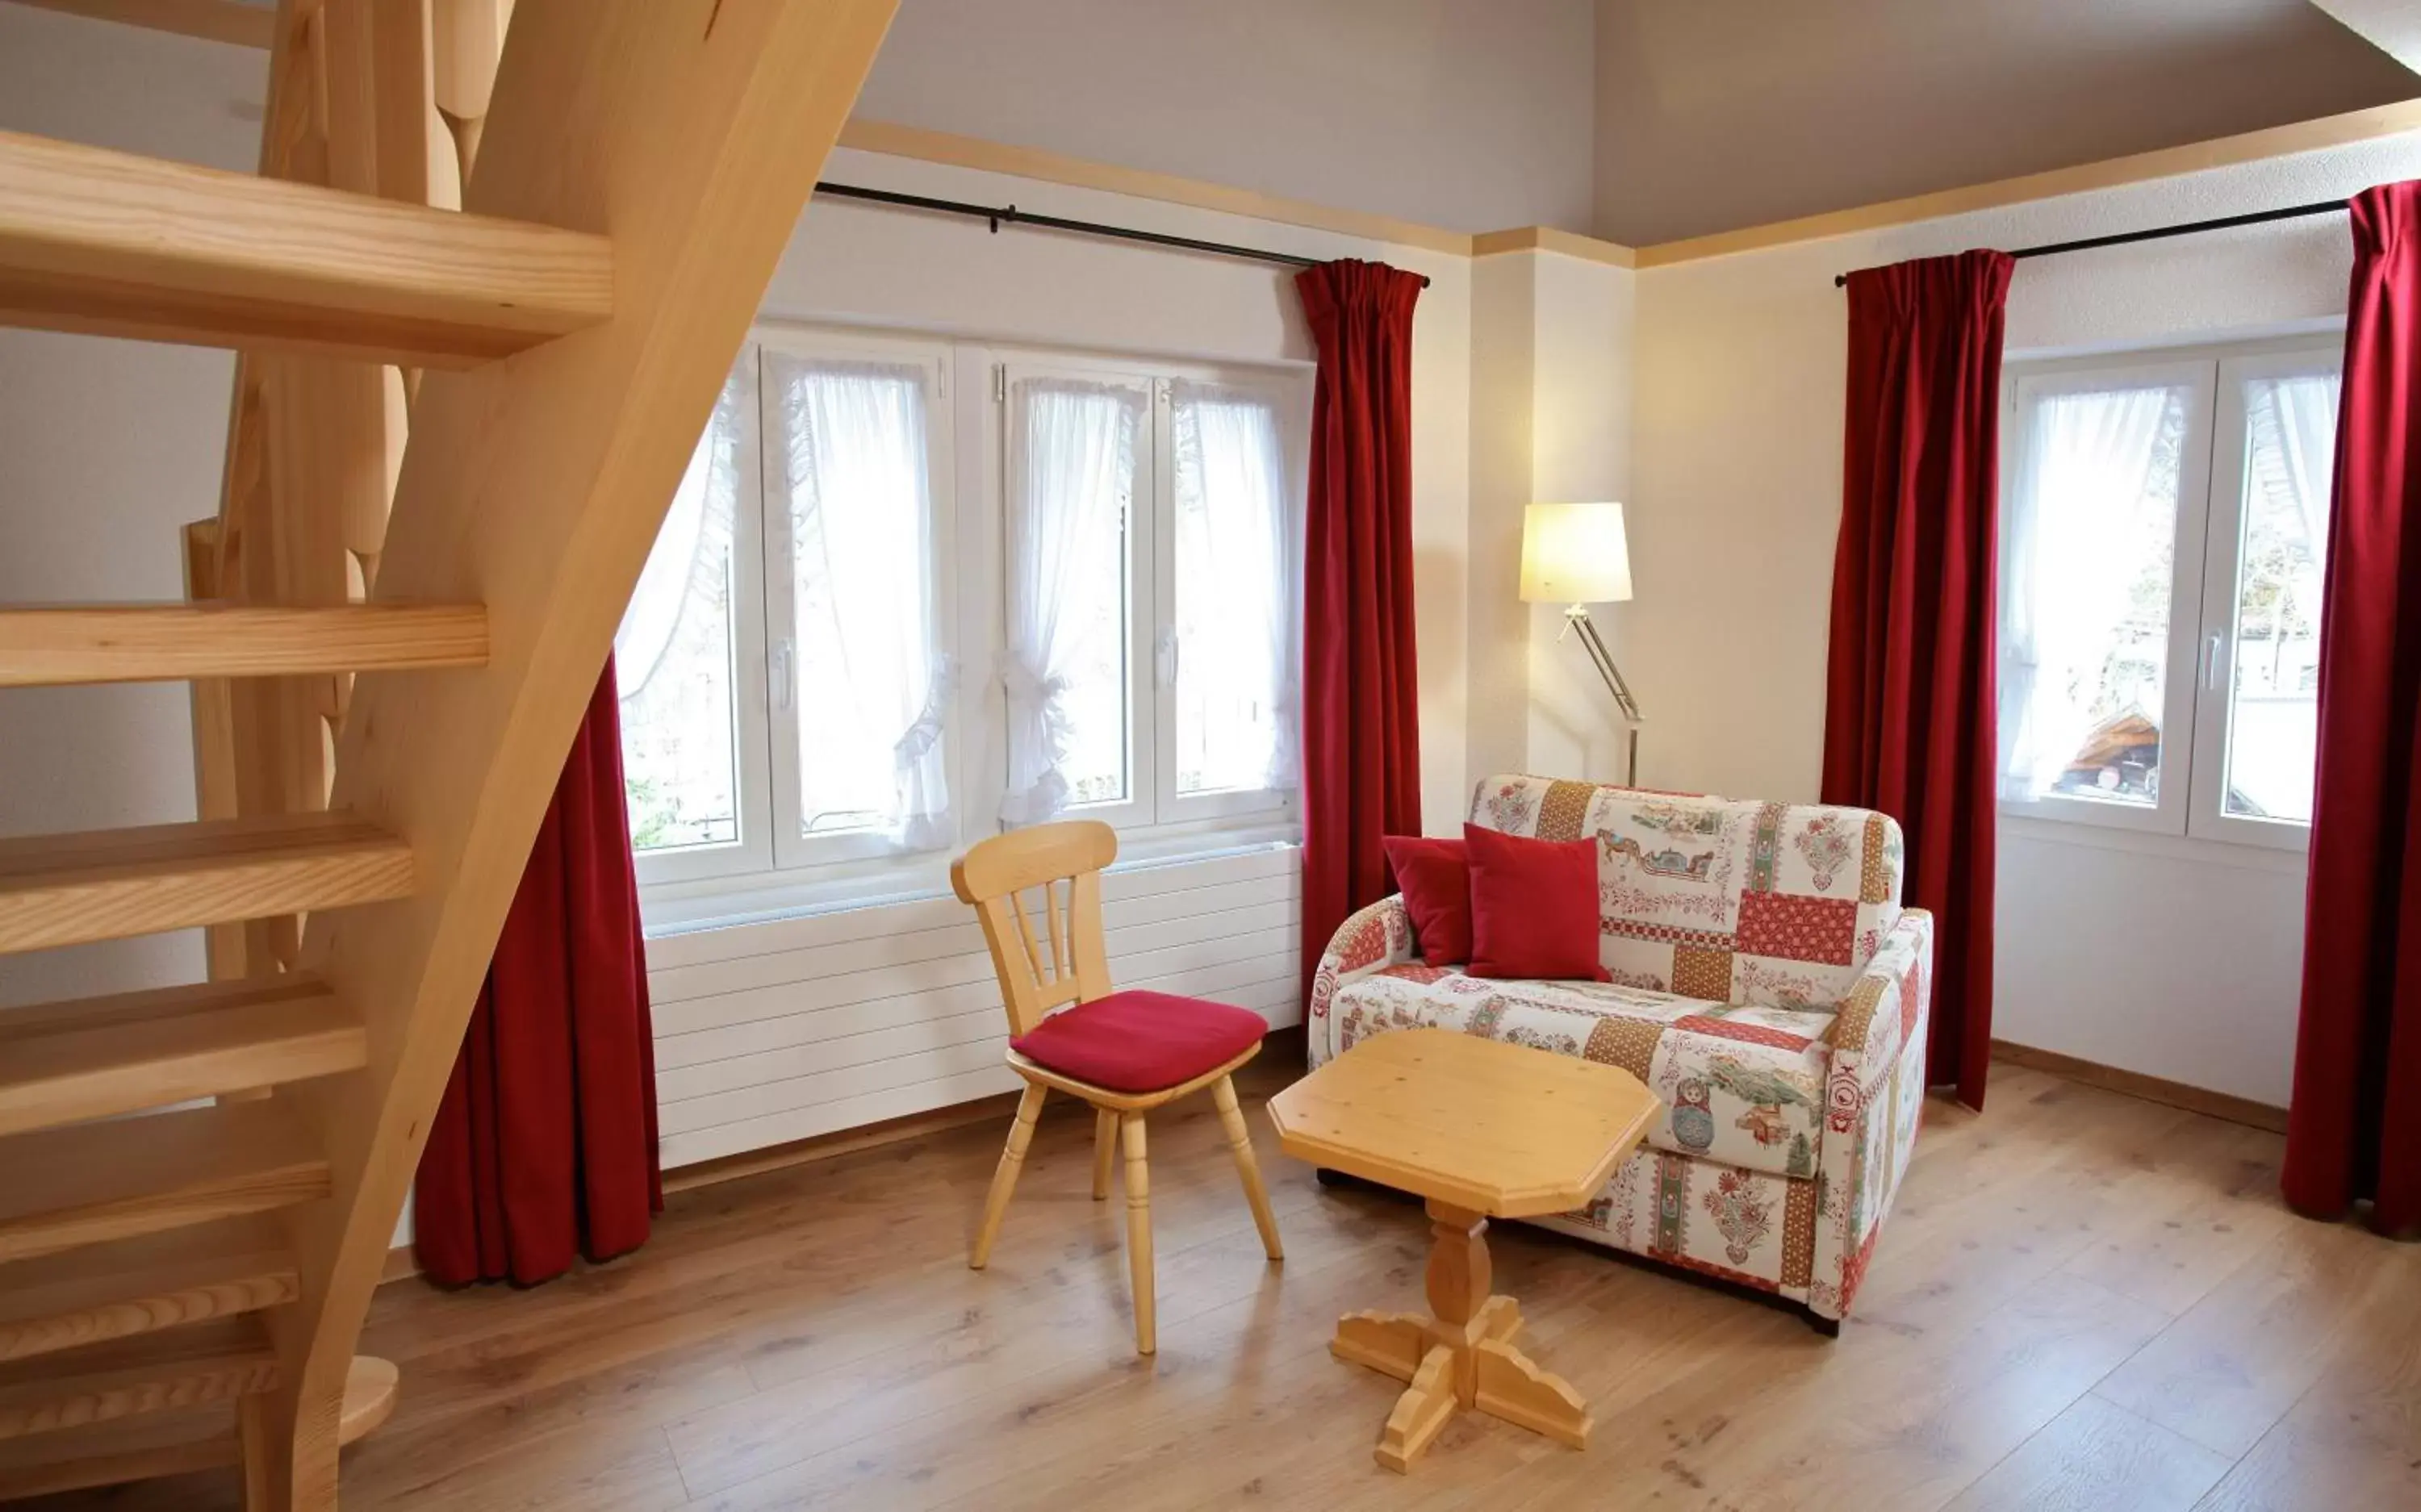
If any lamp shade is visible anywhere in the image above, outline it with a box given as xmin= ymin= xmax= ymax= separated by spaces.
xmin=1520 ymin=502 xmax=1633 ymax=604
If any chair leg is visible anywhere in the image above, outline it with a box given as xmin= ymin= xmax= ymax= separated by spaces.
xmin=1121 ymin=1112 xmax=1156 ymax=1355
xmin=972 ymin=1081 xmax=1047 ymax=1270
xmin=1091 ymin=1107 xmax=1117 ymax=1201
xmin=1211 ymin=1075 xmax=1284 ymax=1261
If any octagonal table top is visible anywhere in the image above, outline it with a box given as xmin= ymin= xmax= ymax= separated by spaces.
xmin=1267 ymin=1029 xmax=1662 ymax=1219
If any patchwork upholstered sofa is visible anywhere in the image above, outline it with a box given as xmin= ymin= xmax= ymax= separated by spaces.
xmin=1307 ymin=774 xmax=1933 ymax=1332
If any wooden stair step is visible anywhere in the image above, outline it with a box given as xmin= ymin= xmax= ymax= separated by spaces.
xmin=0 ymin=1217 xmax=297 ymax=1365
xmin=0 ymin=812 xmax=413 ymax=954
xmin=0 ymin=603 xmax=489 ymax=687
xmin=0 ymin=1404 xmax=237 ymax=1501
xmin=0 ymin=1315 xmax=277 ymax=1440
xmin=0 ymin=1354 xmax=391 ymax=1498
xmin=0 ymin=1099 xmax=329 ymax=1265
xmin=0 ymin=975 xmax=363 ymax=1136
xmin=0 ymin=127 xmax=614 ymax=366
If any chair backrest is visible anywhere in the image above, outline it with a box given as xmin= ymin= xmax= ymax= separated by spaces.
xmin=951 ymin=820 xmax=1120 ymax=1036
xmin=1468 ymin=774 xmax=1905 ymax=1011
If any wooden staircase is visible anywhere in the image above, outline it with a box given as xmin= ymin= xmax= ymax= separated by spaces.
xmin=0 ymin=0 xmax=899 ymax=1506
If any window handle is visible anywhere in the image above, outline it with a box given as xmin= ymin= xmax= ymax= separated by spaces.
xmin=771 ymin=637 xmax=794 ymax=711
xmin=1155 ymin=629 xmax=1180 ymax=688
xmin=2202 ymin=632 xmax=2225 ymax=693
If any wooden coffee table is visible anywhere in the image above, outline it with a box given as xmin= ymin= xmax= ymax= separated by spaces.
xmin=1267 ymin=1028 xmax=1660 ymax=1472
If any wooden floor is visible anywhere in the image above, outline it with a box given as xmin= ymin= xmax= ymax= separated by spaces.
xmin=27 ymin=1057 xmax=2421 ymax=1511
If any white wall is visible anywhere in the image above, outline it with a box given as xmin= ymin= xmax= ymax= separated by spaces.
xmin=857 ymin=0 xmax=1597 ymax=235
xmin=0 ymin=8 xmax=266 ymax=1010
xmin=1629 ymin=132 xmax=2421 ymax=1105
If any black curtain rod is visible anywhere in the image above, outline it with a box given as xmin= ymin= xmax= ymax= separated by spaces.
xmin=1829 ymin=198 xmax=2348 ymax=287
xmin=815 ymin=181 xmax=1430 ymax=287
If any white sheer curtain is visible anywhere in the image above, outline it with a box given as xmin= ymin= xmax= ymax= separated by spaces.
xmin=615 ymin=374 xmax=742 ymax=849
xmin=1999 ymin=383 xmax=2185 ymax=800
xmin=1172 ymin=382 xmax=1294 ymax=794
xmin=2247 ymin=372 xmax=2342 ymax=565
xmin=769 ymin=353 xmax=951 ymax=850
xmin=1002 ymin=378 xmax=1142 ymax=825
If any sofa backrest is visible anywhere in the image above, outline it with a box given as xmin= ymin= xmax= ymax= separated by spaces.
xmin=1469 ymin=774 xmax=1905 ymax=1011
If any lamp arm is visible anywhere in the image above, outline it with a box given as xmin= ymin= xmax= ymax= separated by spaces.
xmin=1565 ymin=606 xmax=1642 ymax=723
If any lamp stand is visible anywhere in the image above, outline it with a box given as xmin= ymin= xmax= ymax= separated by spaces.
xmin=1561 ymin=604 xmax=1642 ymax=787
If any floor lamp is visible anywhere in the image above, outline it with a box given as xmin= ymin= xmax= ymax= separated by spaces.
xmin=1520 ymin=502 xmax=1642 ymax=787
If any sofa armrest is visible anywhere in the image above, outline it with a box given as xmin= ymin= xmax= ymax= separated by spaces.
xmin=1809 ymin=908 xmax=1933 ymax=1320
xmin=1307 ymin=894 xmax=1417 ymax=1068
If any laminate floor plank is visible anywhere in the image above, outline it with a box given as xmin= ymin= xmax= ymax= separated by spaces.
xmin=19 ymin=1056 xmax=2417 ymax=1512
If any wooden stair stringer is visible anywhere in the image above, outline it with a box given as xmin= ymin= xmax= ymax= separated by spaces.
xmin=249 ymin=1 xmax=907 ymax=1506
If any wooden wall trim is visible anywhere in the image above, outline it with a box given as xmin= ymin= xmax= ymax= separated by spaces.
xmin=1991 ymin=1039 xmax=2289 ymax=1134
xmin=2 ymin=0 xmax=276 ymax=49
xmin=1471 ymin=225 xmax=1637 ymax=269
xmin=831 ymin=119 xmax=1476 ymax=258
xmin=1632 ymin=98 xmax=2421 ymax=269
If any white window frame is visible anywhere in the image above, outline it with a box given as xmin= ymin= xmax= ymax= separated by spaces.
xmin=1154 ymin=374 xmax=1308 ymax=828
xmin=2187 ymin=346 xmax=2344 ymax=852
xmin=989 ymin=347 xmax=1307 ymax=839
xmin=627 ymin=354 xmax=776 ymax=888
xmin=625 ymin=326 xmax=1310 ymax=918
xmin=757 ymin=324 xmax=959 ymax=870
xmin=997 ymin=355 xmax=1159 ymax=833
xmin=1998 ymin=332 xmax=2342 ymax=853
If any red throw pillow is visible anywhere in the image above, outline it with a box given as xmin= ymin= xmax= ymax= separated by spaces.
xmin=1463 ymin=823 xmax=1608 ymax=981
xmin=1382 ymin=834 xmax=1472 ymax=966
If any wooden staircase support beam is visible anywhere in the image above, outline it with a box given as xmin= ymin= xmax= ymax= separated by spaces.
xmin=259 ymin=0 xmax=901 ymax=1505
xmin=0 ymin=127 xmax=613 ymax=365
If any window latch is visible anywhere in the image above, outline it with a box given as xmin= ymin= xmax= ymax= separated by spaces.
xmin=2201 ymin=632 xmax=2225 ymax=693
xmin=771 ymin=637 xmax=795 ymax=710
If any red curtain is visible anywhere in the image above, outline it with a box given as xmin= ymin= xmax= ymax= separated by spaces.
xmin=2285 ymin=182 xmax=2421 ymax=1236
xmin=1296 ymin=260 xmax=1425 ymax=1003
xmin=414 ymin=659 xmax=663 ymax=1285
xmin=1821 ymin=250 xmax=2013 ymax=1110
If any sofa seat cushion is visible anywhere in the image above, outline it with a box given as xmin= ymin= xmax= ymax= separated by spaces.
xmin=1010 ymin=990 xmax=1268 ymax=1093
xmin=1328 ymin=965 xmax=1836 ymax=1179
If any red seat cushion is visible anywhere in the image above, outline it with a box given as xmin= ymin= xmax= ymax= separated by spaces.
xmin=1010 ymin=990 xmax=1269 ymax=1093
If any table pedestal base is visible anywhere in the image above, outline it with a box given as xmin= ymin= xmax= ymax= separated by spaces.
xmin=1328 ymin=1201 xmax=1592 ymax=1472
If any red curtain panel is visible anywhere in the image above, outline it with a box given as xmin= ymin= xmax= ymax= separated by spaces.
xmin=415 ymin=658 xmax=663 ymax=1285
xmin=1821 ymin=249 xmax=2013 ymax=1110
xmin=2285 ymin=182 xmax=2421 ymax=1236
xmin=1296 ymin=260 xmax=1425 ymax=1005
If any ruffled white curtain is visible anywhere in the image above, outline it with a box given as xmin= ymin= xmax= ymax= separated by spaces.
xmin=1172 ymin=382 xmax=1295 ymax=794
xmin=1999 ymin=383 xmax=2185 ymax=800
xmin=2247 ymin=372 xmax=2342 ymax=570
xmin=1002 ymin=379 xmax=1142 ymax=825
xmin=770 ymin=353 xmax=952 ymax=850
xmin=617 ymin=379 xmax=739 ymax=702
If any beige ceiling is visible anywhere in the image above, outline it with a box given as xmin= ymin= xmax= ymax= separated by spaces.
xmin=1593 ymin=0 xmax=2419 ymax=246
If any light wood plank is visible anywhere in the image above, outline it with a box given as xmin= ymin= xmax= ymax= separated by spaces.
xmin=0 ymin=812 xmax=413 ymax=954
xmin=256 ymin=0 xmax=906 ymax=1502
xmin=1945 ymin=1393 xmax=2232 ymax=1511
xmin=0 ymin=127 xmax=614 ymax=365
xmin=0 ymin=1217 xmax=298 ymax=1364
xmin=0 ymin=1410 xmax=240 ymax=1501
xmin=0 ymin=975 xmax=362 ymax=1135
xmin=0 ymin=1100 xmax=329 ymax=1264
xmin=0 ymin=604 xmax=487 ymax=687
xmin=0 ymin=1317 xmax=278 ymax=1439
xmin=0 ymin=0 xmax=276 ymax=48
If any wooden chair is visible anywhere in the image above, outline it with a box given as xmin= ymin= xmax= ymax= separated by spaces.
xmin=951 ymin=821 xmax=1284 ymax=1354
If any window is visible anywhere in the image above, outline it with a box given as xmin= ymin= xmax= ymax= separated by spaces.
xmin=617 ymin=328 xmax=1307 ymax=900
xmin=1999 ymin=338 xmax=2342 ymax=848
